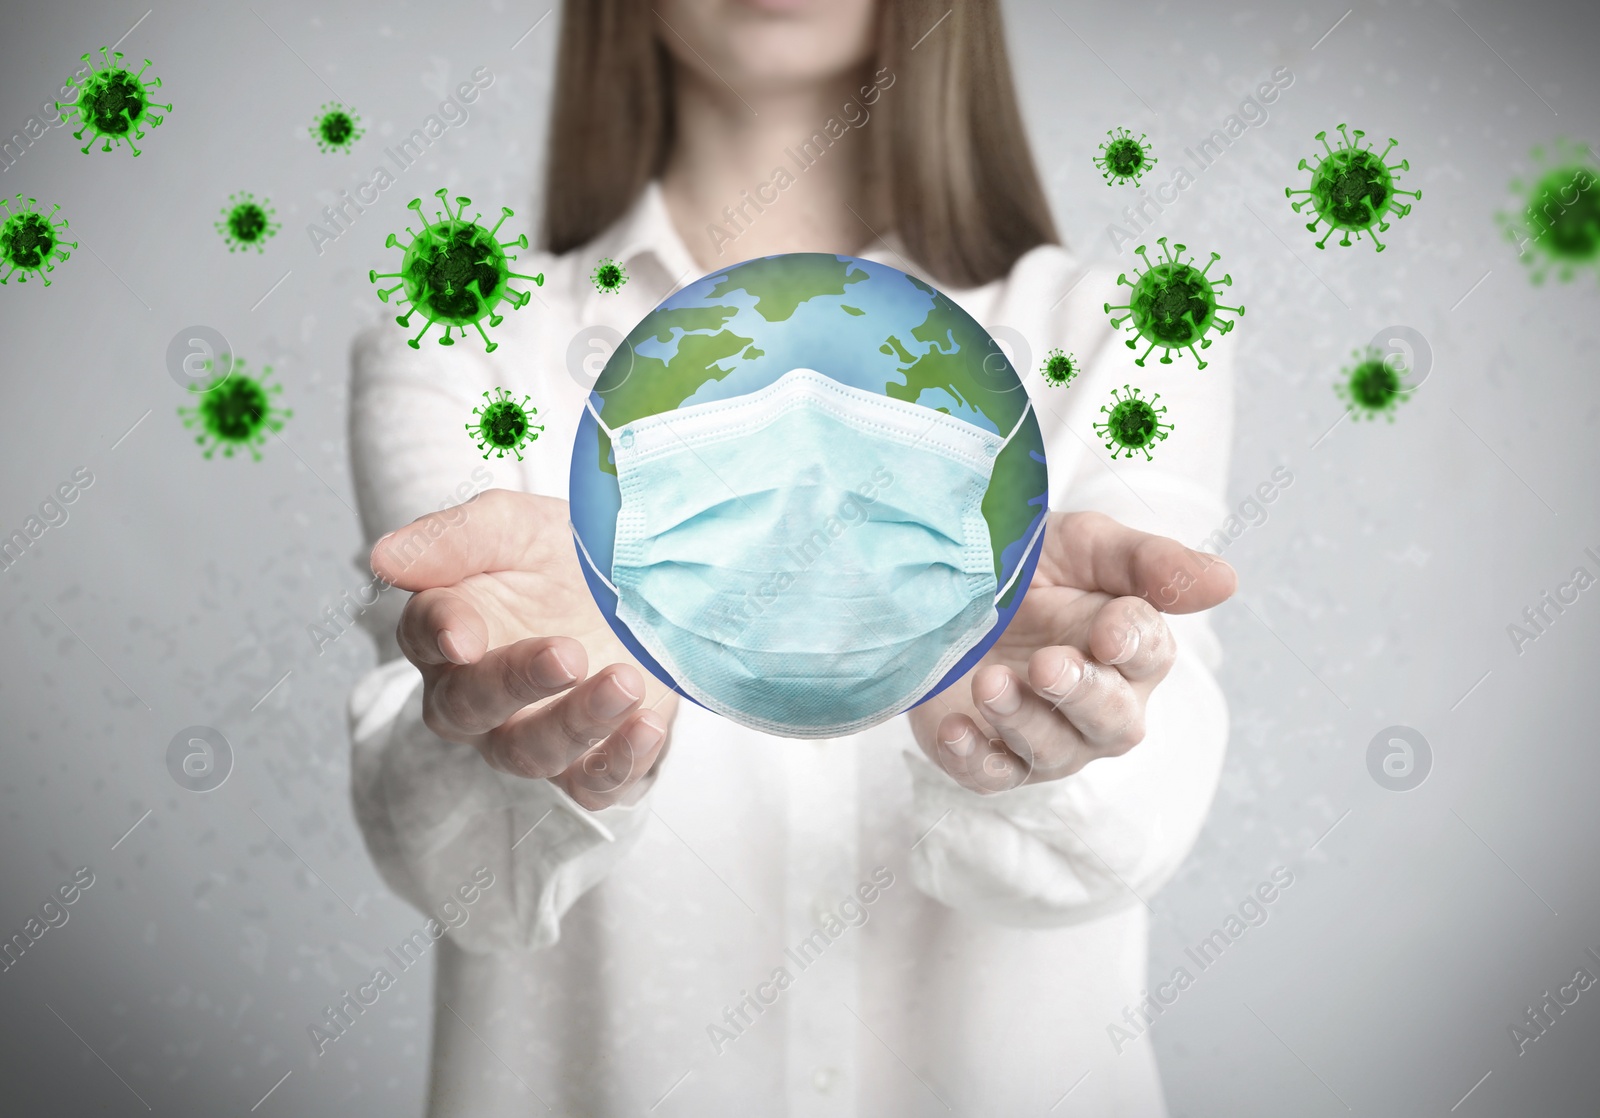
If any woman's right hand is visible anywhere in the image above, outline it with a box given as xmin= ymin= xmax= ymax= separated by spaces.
xmin=370 ymin=488 xmax=678 ymax=810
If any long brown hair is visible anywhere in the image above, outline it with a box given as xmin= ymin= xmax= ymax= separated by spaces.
xmin=540 ymin=0 xmax=1059 ymax=288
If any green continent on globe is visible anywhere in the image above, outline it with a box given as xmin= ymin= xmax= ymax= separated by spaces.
xmin=592 ymin=305 xmax=750 ymax=460
xmin=706 ymin=253 xmax=867 ymax=321
xmin=584 ymin=254 xmax=1048 ymax=605
xmin=1500 ymin=140 xmax=1600 ymax=284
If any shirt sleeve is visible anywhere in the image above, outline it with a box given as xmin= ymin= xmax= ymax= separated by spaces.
xmin=345 ymin=321 xmax=654 ymax=953
xmin=905 ymin=244 xmax=1233 ymax=924
xmin=348 ymin=657 xmax=653 ymax=952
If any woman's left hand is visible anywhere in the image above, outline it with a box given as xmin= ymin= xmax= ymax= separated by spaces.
xmin=908 ymin=511 xmax=1237 ymax=793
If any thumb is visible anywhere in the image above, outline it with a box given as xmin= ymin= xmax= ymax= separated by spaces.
xmin=1039 ymin=510 xmax=1237 ymax=614
xmin=370 ymin=489 xmax=568 ymax=591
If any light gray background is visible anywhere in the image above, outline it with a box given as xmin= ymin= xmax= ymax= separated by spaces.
xmin=2 ymin=1 xmax=1597 ymax=1114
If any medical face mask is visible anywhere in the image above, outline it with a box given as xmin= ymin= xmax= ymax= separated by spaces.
xmin=575 ymin=368 xmax=1041 ymax=739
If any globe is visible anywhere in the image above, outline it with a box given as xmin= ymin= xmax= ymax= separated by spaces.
xmin=569 ymin=253 xmax=1048 ymax=731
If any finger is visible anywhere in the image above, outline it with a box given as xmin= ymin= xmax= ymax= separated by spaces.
xmin=970 ymin=663 xmax=1093 ymax=780
xmin=478 ymin=664 xmax=647 ymax=780
xmin=397 ymin=586 xmax=493 ymax=667
xmin=930 ymin=711 xmax=1030 ymax=794
xmin=1037 ymin=511 xmax=1237 ymax=614
xmin=554 ymin=708 xmax=671 ymax=811
xmin=1084 ymin=596 xmax=1176 ymax=685
xmin=1026 ymin=648 xmax=1146 ymax=757
xmin=422 ymin=636 xmax=586 ymax=739
xmin=370 ymin=489 xmax=571 ymax=592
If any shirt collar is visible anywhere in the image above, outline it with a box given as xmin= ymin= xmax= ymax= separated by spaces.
xmin=583 ymin=180 xmax=701 ymax=296
xmin=585 ymin=181 xmax=939 ymax=297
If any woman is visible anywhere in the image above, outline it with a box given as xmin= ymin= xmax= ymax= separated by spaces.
xmin=348 ymin=1 xmax=1237 ymax=1114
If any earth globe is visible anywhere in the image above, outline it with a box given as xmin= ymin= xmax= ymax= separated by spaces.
xmin=569 ymin=253 xmax=1048 ymax=737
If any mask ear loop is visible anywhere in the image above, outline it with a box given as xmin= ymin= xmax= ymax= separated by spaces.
xmin=585 ymin=395 xmax=622 ymax=443
xmin=570 ymin=521 xmax=621 ymax=598
xmin=991 ymin=397 xmax=1046 ymax=606
xmin=998 ymin=394 xmax=1035 ymax=449
xmin=571 ymin=395 xmax=628 ymax=596
xmin=571 ymin=397 xmax=627 ymax=597
xmin=994 ymin=511 xmax=1049 ymax=605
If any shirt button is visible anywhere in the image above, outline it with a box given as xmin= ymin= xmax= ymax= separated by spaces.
xmin=812 ymin=1066 xmax=841 ymax=1094
xmin=810 ymin=896 xmax=833 ymax=926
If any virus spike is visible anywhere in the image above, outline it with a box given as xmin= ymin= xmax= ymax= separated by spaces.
xmin=177 ymin=355 xmax=292 ymax=460
xmin=1093 ymin=126 xmax=1158 ymax=187
xmin=1103 ymin=239 xmax=1243 ymax=368
xmin=372 ymin=188 xmax=534 ymax=351
xmin=409 ymin=196 xmax=432 ymax=233
xmin=0 ymin=195 xmax=78 ymax=287
xmin=1094 ymin=385 xmax=1173 ymax=460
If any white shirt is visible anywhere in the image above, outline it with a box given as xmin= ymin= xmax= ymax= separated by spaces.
xmin=346 ymin=182 xmax=1233 ymax=1117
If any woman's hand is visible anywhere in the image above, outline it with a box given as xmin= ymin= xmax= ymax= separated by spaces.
xmin=371 ymin=489 xmax=678 ymax=810
xmin=908 ymin=511 xmax=1237 ymax=794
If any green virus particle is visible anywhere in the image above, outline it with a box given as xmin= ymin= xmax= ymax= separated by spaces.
xmin=1286 ymin=124 xmax=1421 ymax=251
xmin=1105 ymin=237 xmax=1244 ymax=369
xmin=0 ymin=195 xmax=77 ymax=287
xmin=1336 ymin=346 xmax=1412 ymax=422
xmin=1094 ymin=127 xmax=1157 ymax=187
xmin=178 ymin=357 xmax=292 ymax=461
xmin=466 ymin=388 xmax=544 ymax=461
xmin=310 ymin=102 xmax=364 ymax=154
xmin=370 ymin=188 xmax=546 ymax=353
xmin=1498 ymin=139 xmax=1600 ymax=285
xmin=591 ymin=257 xmax=628 ymax=294
xmin=216 ymin=192 xmax=280 ymax=253
xmin=1040 ymin=348 xmax=1080 ymax=388
xmin=1094 ymin=385 xmax=1173 ymax=461
xmin=55 ymin=48 xmax=171 ymax=156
